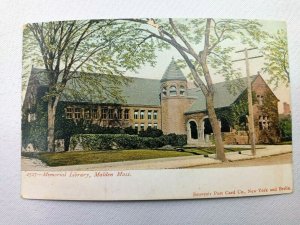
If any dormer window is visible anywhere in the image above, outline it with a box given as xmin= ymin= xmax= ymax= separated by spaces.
xmin=162 ymin=87 xmax=167 ymax=97
xmin=180 ymin=86 xmax=185 ymax=96
xmin=169 ymin=86 xmax=177 ymax=96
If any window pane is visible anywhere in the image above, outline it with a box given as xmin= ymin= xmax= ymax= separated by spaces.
xmin=118 ymin=109 xmax=122 ymax=119
xmin=148 ymin=110 xmax=152 ymax=120
xmin=153 ymin=110 xmax=158 ymax=120
xmin=170 ymin=86 xmax=177 ymax=96
xmin=91 ymin=108 xmax=98 ymax=119
xmin=134 ymin=110 xmax=139 ymax=119
xmin=66 ymin=107 xmax=73 ymax=119
xmin=180 ymin=86 xmax=185 ymax=96
xmin=162 ymin=87 xmax=167 ymax=97
xmin=101 ymin=108 xmax=107 ymax=119
xmin=84 ymin=108 xmax=90 ymax=119
xmin=74 ymin=108 xmax=81 ymax=119
xmin=108 ymin=109 xmax=114 ymax=119
xmin=124 ymin=109 xmax=129 ymax=119
xmin=140 ymin=110 xmax=144 ymax=119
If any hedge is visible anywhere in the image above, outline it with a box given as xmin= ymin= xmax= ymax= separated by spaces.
xmin=70 ymin=133 xmax=187 ymax=151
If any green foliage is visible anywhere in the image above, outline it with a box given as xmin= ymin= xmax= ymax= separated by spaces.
xmin=22 ymin=100 xmax=48 ymax=151
xmin=70 ymin=133 xmax=187 ymax=151
xmin=23 ymin=20 xmax=159 ymax=151
xmin=23 ymin=20 xmax=158 ymax=103
xmin=140 ymin=19 xmax=266 ymax=89
xmin=262 ymin=29 xmax=289 ymax=88
xmin=138 ymin=127 xmax=163 ymax=137
xmin=124 ymin=126 xmax=138 ymax=135
xmin=279 ymin=116 xmax=292 ymax=141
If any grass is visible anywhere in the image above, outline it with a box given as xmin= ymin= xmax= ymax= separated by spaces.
xmin=22 ymin=146 xmax=261 ymax=167
xmin=22 ymin=149 xmax=192 ymax=167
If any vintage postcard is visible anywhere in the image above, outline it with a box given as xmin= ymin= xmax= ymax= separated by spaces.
xmin=21 ymin=18 xmax=293 ymax=200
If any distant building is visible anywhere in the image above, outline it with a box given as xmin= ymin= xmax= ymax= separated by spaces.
xmin=283 ymin=102 xmax=291 ymax=115
xmin=23 ymin=59 xmax=281 ymax=148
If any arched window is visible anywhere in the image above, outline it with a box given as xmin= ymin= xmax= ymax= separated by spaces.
xmin=162 ymin=87 xmax=167 ymax=97
xmin=169 ymin=86 xmax=177 ymax=96
xmin=179 ymin=86 xmax=185 ymax=96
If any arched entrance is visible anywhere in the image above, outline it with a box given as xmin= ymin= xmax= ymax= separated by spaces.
xmin=201 ymin=116 xmax=212 ymax=145
xmin=220 ymin=118 xmax=231 ymax=132
xmin=204 ymin=118 xmax=213 ymax=134
xmin=189 ymin=121 xmax=198 ymax=139
xmin=187 ymin=119 xmax=199 ymax=145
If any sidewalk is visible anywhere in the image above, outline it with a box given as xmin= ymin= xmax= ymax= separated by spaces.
xmin=22 ymin=145 xmax=292 ymax=171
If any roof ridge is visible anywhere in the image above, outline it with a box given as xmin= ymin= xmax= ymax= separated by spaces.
xmin=31 ymin=67 xmax=161 ymax=81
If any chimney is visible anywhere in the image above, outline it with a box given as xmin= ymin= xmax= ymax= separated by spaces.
xmin=283 ymin=102 xmax=291 ymax=115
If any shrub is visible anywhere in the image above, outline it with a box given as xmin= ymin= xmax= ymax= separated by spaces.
xmin=124 ymin=126 xmax=138 ymax=135
xmin=138 ymin=127 xmax=163 ymax=137
xmin=279 ymin=116 xmax=292 ymax=141
xmin=69 ymin=133 xmax=187 ymax=151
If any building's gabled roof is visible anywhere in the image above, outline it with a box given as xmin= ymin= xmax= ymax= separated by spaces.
xmin=185 ymin=75 xmax=259 ymax=114
xmin=29 ymin=67 xmax=263 ymax=111
xmin=160 ymin=58 xmax=187 ymax=82
xmin=30 ymin=68 xmax=161 ymax=106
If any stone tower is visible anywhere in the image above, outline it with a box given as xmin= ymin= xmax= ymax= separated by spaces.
xmin=160 ymin=58 xmax=194 ymax=134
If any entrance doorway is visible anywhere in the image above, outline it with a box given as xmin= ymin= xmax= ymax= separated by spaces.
xmin=189 ymin=121 xmax=198 ymax=139
xmin=204 ymin=118 xmax=213 ymax=134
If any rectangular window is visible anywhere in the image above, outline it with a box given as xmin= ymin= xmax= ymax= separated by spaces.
xmin=134 ymin=123 xmax=138 ymax=130
xmin=153 ymin=123 xmax=158 ymax=129
xmin=124 ymin=109 xmax=129 ymax=120
xmin=91 ymin=108 xmax=98 ymax=119
xmin=134 ymin=110 xmax=139 ymax=119
xmin=28 ymin=113 xmax=36 ymax=122
xmin=140 ymin=110 xmax=145 ymax=119
xmin=74 ymin=108 xmax=81 ymax=119
xmin=66 ymin=107 xmax=73 ymax=119
xmin=148 ymin=123 xmax=152 ymax=128
xmin=153 ymin=110 xmax=158 ymax=120
xmin=101 ymin=108 xmax=107 ymax=119
xmin=140 ymin=123 xmax=145 ymax=131
xmin=148 ymin=110 xmax=152 ymax=120
xmin=117 ymin=109 xmax=122 ymax=119
xmin=108 ymin=109 xmax=114 ymax=119
xmin=84 ymin=108 xmax=91 ymax=119
xmin=257 ymin=95 xmax=264 ymax=105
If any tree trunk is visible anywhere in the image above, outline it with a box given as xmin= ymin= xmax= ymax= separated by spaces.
xmin=206 ymin=94 xmax=227 ymax=162
xmin=47 ymin=99 xmax=58 ymax=152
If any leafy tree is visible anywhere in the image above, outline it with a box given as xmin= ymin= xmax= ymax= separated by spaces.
xmin=23 ymin=20 xmax=156 ymax=152
xmin=279 ymin=116 xmax=292 ymax=141
xmin=262 ymin=29 xmax=289 ymax=88
xmin=125 ymin=18 xmax=265 ymax=161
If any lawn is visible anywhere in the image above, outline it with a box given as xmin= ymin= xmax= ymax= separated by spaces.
xmin=22 ymin=149 xmax=192 ymax=167
xmin=22 ymin=147 xmax=257 ymax=167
